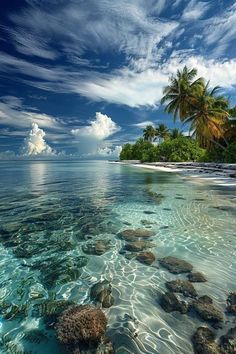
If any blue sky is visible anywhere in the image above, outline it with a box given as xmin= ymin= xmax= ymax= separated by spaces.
xmin=0 ymin=0 xmax=236 ymax=158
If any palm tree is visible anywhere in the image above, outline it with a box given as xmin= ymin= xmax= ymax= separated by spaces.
xmin=143 ymin=125 xmax=156 ymax=142
xmin=155 ymin=123 xmax=169 ymax=141
xmin=184 ymin=83 xmax=229 ymax=148
xmin=161 ymin=66 xmax=204 ymax=121
xmin=170 ymin=128 xmax=183 ymax=139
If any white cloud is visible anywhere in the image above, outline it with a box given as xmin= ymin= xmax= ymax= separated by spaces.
xmin=0 ymin=95 xmax=62 ymax=129
xmin=133 ymin=121 xmax=155 ymax=128
xmin=96 ymin=145 xmax=122 ymax=158
xmin=203 ymin=3 xmax=236 ymax=56
xmin=182 ymin=0 xmax=210 ymax=21
xmin=71 ymin=112 xmax=120 ymax=140
xmin=21 ymin=122 xmax=56 ymax=156
xmin=5 ymin=0 xmax=177 ymax=62
xmin=1 ymin=53 xmax=236 ymax=109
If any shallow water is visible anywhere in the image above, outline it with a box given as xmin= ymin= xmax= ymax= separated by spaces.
xmin=0 ymin=160 xmax=235 ymax=354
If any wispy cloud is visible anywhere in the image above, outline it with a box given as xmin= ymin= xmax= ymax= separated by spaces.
xmin=0 ymin=0 xmax=235 ymax=111
xmin=0 ymin=95 xmax=62 ymax=129
xmin=181 ymin=0 xmax=211 ymax=21
xmin=133 ymin=121 xmax=155 ymax=128
xmin=5 ymin=0 xmax=177 ymax=62
xmin=202 ymin=3 xmax=236 ymax=56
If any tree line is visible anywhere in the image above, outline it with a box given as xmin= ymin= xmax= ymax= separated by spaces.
xmin=120 ymin=66 xmax=236 ymax=163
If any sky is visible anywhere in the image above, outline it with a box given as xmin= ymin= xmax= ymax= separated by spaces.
xmin=0 ymin=0 xmax=236 ymax=158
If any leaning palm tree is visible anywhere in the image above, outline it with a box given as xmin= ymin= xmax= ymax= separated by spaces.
xmin=143 ymin=125 xmax=156 ymax=142
xmin=170 ymin=128 xmax=183 ymax=139
xmin=161 ymin=66 xmax=204 ymax=121
xmin=184 ymin=84 xmax=229 ymax=148
xmin=155 ymin=123 xmax=170 ymax=141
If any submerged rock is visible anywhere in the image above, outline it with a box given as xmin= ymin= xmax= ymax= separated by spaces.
xmin=220 ymin=327 xmax=236 ymax=354
xmin=124 ymin=240 xmax=154 ymax=252
xmin=136 ymin=251 xmax=155 ymax=265
xmin=146 ymin=191 xmax=165 ymax=204
xmin=119 ymin=228 xmax=154 ymax=242
xmin=160 ymin=292 xmax=189 ymax=314
xmin=188 ymin=272 xmax=207 ymax=283
xmin=125 ymin=253 xmax=136 ymax=260
xmin=82 ymin=240 xmax=111 ymax=256
xmin=140 ymin=220 xmax=156 ymax=226
xmin=166 ymin=279 xmax=197 ymax=298
xmin=192 ymin=326 xmax=220 ymax=354
xmin=159 ymin=256 xmax=193 ymax=274
xmin=56 ymin=305 xmax=107 ymax=352
xmin=192 ymin=296 xmax=224 ymax=328
xmin=90 ymin=281 xmax=114 ymax=308
xmin=226 ymin=292 xmax=236 ymax=314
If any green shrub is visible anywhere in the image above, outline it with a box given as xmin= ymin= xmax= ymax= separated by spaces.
xmin=120 ymin=136 xmax=206 ymax=162
xmin=158 ymin=137 xmax=205 ymax=162
xmin=223 ymin=141 xmax=236 ymax=163
xmin=120 ymin=143 xmax=133 ymax=160
xmin=197 ymin=145 xmax=224 ymax=162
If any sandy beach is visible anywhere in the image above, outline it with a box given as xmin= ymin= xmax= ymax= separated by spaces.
xmin=111 ymin=161 xmax=236 ymax=187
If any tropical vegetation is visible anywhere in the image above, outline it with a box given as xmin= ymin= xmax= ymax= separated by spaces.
xmin=120 ymin=66 xmax=236 ymax=163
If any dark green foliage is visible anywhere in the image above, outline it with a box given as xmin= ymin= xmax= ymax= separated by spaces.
xmin=159 ymin=137 xmax=205 ymax=162
xmin=198 ymin=146 xmax=224 ymax=162
xmin=223 ymin=141 xmax=236 ymax=163
xmin=120 ymin=143 xmax=134 ymax=160
xmin=120 ymin=136 xmax=205 ymax=162
xmin=120 ymin=138 xmax=158 ymax=161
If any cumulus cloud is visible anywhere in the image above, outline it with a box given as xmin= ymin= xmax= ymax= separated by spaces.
xmin=71 ymin=112 xmax=121 ymax=158
xmin=94 ymin=145 xmax=122 ymax=158
xmin=21 ymin=122 xmax=56 ymax=156
xmin=71 ymin=112 xmax=120 ymax=140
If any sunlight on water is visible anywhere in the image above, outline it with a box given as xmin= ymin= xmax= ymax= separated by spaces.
xmin=0 ymin=160 xmax=235 ymax=354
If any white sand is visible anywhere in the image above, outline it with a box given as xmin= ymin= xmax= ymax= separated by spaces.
xmin=111 ymin=161 xmax=236 ymax=187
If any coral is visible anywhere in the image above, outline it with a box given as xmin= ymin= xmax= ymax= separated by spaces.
xmin=56 ymin=305 xmax=107 ymax=345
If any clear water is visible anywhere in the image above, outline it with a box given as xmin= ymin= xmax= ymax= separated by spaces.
xmin=0 ymin=160 xmax=235 ymax=354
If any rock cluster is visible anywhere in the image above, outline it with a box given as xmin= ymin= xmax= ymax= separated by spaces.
xmin=192 ymin=326 xmax=236 ymax=354
xmin=192 ymin=327 xmax=220 ymax=354
xmin=166 ymin=279 xmax=197 ymax=298
xmin=160 ymin=292 xmax=189 ymax=314
xmin=192 ymin=296 xmax=224 ymax=328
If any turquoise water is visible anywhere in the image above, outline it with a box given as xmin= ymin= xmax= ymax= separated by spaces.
xmin=0 ymin=160 xmax=235 ymax=354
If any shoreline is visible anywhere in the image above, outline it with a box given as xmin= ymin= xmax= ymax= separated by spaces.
xmin=110 ymin=160 xmax=236 ymax=187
